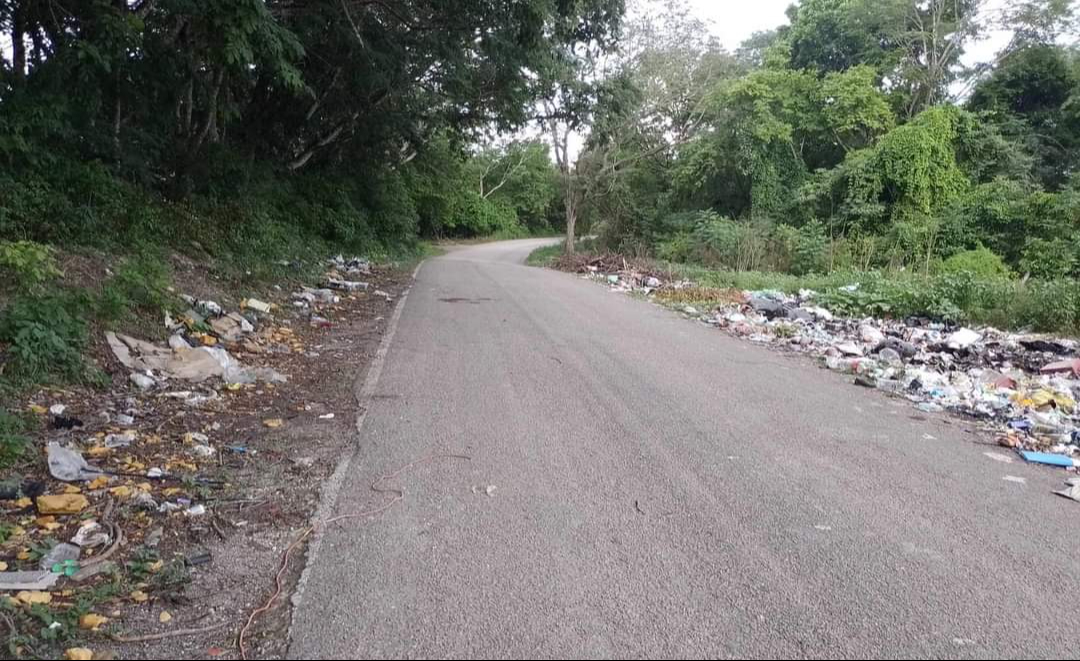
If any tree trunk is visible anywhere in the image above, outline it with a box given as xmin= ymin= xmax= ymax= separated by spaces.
xmin=564 ymin=175 xmax=577 ymax=255
xmin=12 ymin=3 xmax=27 ymax=78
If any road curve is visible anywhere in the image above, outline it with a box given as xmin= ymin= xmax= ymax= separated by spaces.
xmin=289 ymin=238 xmax=1080 ymax=660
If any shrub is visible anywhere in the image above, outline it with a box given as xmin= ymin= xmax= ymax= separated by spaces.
xmin=0 ymin=292 xmax=91 ymax=384
xmin=0 ymin=409 xmax=31 ymax=469
xmin=1019 ymin=238 xmax=1077 ymax=279
xmin=940 ymin=246 xmax=1011 ymax=278
xmin=0 ymin=240 xmax=62 ymax=291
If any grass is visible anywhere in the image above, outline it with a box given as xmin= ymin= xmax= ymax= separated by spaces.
xmin=532 ymin=247 xmax=1080 ymax=335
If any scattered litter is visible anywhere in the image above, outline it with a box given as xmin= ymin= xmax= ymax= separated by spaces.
xmin=263 ymin=418 xmax=284 ymax=429
xmin=105 ymin=431 xmax=136 ymax=448
xmin=946 ymin=328 xmax=982 ymax=350
xmin=107 ymin=331 xmax=286 ymax=384
xmin=1002 ymin=475 xmax=1027 ymax=484
xmin=192 ymin=444 xmax=215 ymax=458
xmin=326 ymin=279 xmax=369 ymax=291
xmin=209 ymin=312 xmax=255 ymax=342
xmin=133 ymin=491 xmax=159 ymax=511
xmin=72 ymin=522 xmax=110 ymax=548
xmin=243 ymin=298 xmax=273 ymax=314
xmin=185 ymin=549 xmax=212 ymax=567
xmin=36 ymin=493 xmax=90 ymax=515
xmin=47 ymin=443 xmax=107 ymax=482
xmin=0 ymin=570 xmax=60 ymax=591
xmin=1054 ymin=478 xmax=1080 ymax=503
xmin=185 ymin=504 xmax=207 ymax=517
xmin=49 ymin=404 xmax=67 ymax=416
xmin=130 ymin=372 xmax=157 ymax=390
xmin=318 ymin=413 xmax=335 ymax=420
xmin=1020 ymin=451 xmax=1077 ymax=468
xmin=40 ymin=543 xmax=81 ymax=572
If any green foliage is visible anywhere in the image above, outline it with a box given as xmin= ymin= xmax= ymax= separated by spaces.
xmin=0 ymin=241 xmax=62 ymax=291
xmin=0 ymin=292 xmax=92 ymax=385
xmin=0 ymin=409 xmax=32 ymax=469
xmin=97 ymin=252 xmax=176 ymax=324
xmin=940 ymin=247 xmax=1011 ymax=277
xmin=1019 ymin=237 xmax=1079 ymax=279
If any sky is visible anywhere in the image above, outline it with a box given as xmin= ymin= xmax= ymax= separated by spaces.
xmin=684 ymin=0 xmax=1013 ymax=66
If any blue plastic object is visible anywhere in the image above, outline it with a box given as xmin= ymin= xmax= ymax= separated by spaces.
xmin=1020 ymin=451 xmax=1075 ymax=468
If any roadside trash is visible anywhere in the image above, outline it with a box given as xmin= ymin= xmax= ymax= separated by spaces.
xmin=330 ymin=255 xmax=372 ymax=275
xmin=946 ymin=328 xmax=981 ymax=350
xmin=185 ymin=504 xmax=207 ymax=517
xmin=292 ymin=456 xmax=315 ymax=468
xmin=1020 ymin=450 xmax=1077 ymax=468
xmin=72 ymin=522 xmax=110 ymax=548
xmin=645 ymin=277 xmax=661 ymax=288
xmin=107 ymin=331 xmax=286 ymax=384
xmin=607 ymin=275 xmax=619 ymax=284
xmin=192 ymin=444 xmax=215 ymax=458
xmin=374 ymin=289 xmax=392 ymax=300
xmin=65 ymin=648 xmax=93 ymax=661
xmin=835 ymin=341 xmax=863 ymax=356
xmin=36 ymin=494 xmax=90 ymax=515
xmin=209 ymin=312 xmax=255 ymax=342
xmin=130 ymin=372 xmax=157 ymax=390
xmin=326 ymin=278 xmax=369 ymax=291
xmin=318 ymin=413 xmax=335 ymax=420
xmin=917 ymin=402 xmax=944 ymax=413
xmin=114 ymin=413 xmax=135 ymax=427
xmin=683 ymin=305 xmax=699 ymax=315
xmin=50 ymin=415 xmax=84 ymax=430
xmin=185 ymin=549 xmax=212 ymax=567
xmin=40 ymin=543 xmax=81 ymax=572
xmin=1041 ymin=358 xmax=1080 ymax=377
xmin=47 ymin=444 xmax=107 ymax=482
xmin=0 ymin=570 xmax=59 ymax=591
xmin=1054 ymin=478 xmax=1080 ymax=503
xmin=263 ymin=418 xmax=284 ymax=428
xmin=192 ymin=299 xmax=223 ymax=317
xmin=133 ymin=492 xmax=158 ymax=511
xmin=854 ymin=375 xmax=877 ymax=388
xmin=1021 ymin=339 xmax=1072 ymax=354
xmin=104 ymin=431 xmax=136 ymax=448
xmin=49 ymin=404 xmax=66 ymax=416
xmin=243 ymin=298 xmax=273 ymax=314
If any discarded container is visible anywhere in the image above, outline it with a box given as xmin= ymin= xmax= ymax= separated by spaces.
xmin=40 ymin=543 xmax=80 ymax=572
xmin=243 ymin=298 xmax=273 ymax=314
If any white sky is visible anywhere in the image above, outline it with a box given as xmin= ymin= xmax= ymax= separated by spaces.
xmin=685 ymin=0 xmax=1013 ymax=66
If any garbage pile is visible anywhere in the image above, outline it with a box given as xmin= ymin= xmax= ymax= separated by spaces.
xmin=579 ymin=266 xmax=1080 ymax=485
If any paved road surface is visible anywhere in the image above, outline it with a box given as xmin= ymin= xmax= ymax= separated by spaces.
xmin=289 ymin=239 xmax=1080 ymax=659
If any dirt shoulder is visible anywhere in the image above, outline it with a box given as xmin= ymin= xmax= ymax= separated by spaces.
xmin=1 ymin=258 xmax=413 ymax=660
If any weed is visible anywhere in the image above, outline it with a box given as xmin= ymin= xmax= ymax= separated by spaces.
xmin=0 ymin=291 xmax=91 ymax=385
xmin=0 ymin=240 xmax=62 ymax=291
xmin=0 ymin=409 xmax=32 ymax=469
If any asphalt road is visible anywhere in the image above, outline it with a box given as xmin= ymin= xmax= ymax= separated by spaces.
xmin=289 ymin=239 xmax=1080 ymax=660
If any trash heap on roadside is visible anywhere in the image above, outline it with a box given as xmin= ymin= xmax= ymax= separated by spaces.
xmin=577 ymin=262 xmax=1080 ymax=490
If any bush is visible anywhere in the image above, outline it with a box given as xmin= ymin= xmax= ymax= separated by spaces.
xmin=1019 ymin=238 xmax=1077 ymax=279
xmin=0 ymin=409 xmax=31 ymax=469
xmin=0 ymin=292 xmax=92 ymax=384
xmin=940 ymin=246 xmax=1011 ymax=277
xmin=0 ymin=240 xmax=62 ymax=291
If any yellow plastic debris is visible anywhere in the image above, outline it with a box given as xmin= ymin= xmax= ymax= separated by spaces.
xmin=79 ymin=614 xmax=109 ymax=630
xmin=16 ymin=591 xmax=52 ymax=605
xmin=36 ymin=494 xmax=90 ymax=515
xmin=62 ymin=485 xmax=82 ymax=495
xmin=65 ymin=649 xmax=94 ymax=661
xmin=28 ymin=404 xmax=48 ymax=415
xmin=108 ymin=486 xmax=133 ymax=499
xmin=0 ymin=562 xmax=6 ymax=571
xmin=263 ymin=418 xmax=284 ymax=428
xmin=88 ymin=476 xmax=110 ymax=490
xmin=13 ymin=497 xmax=32 ymax=508
xmin=130 ymin=590 xmax=149 ymax=603
xmin=159 ymin=610 xmax=172 ymax=623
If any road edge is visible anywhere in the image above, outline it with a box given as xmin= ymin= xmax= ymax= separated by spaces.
xmin=285 ymin=259 xmax=424 ymax=655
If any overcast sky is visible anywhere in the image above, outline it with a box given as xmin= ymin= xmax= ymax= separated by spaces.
xmin=684 ymin=0 xmax=1012 ymax=65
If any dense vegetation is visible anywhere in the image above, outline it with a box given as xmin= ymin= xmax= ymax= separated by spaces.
xmin=540 ymin=0 xmax=1080 ymax=330
xmin=0 ymin=0 xmax=616 ymax=258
